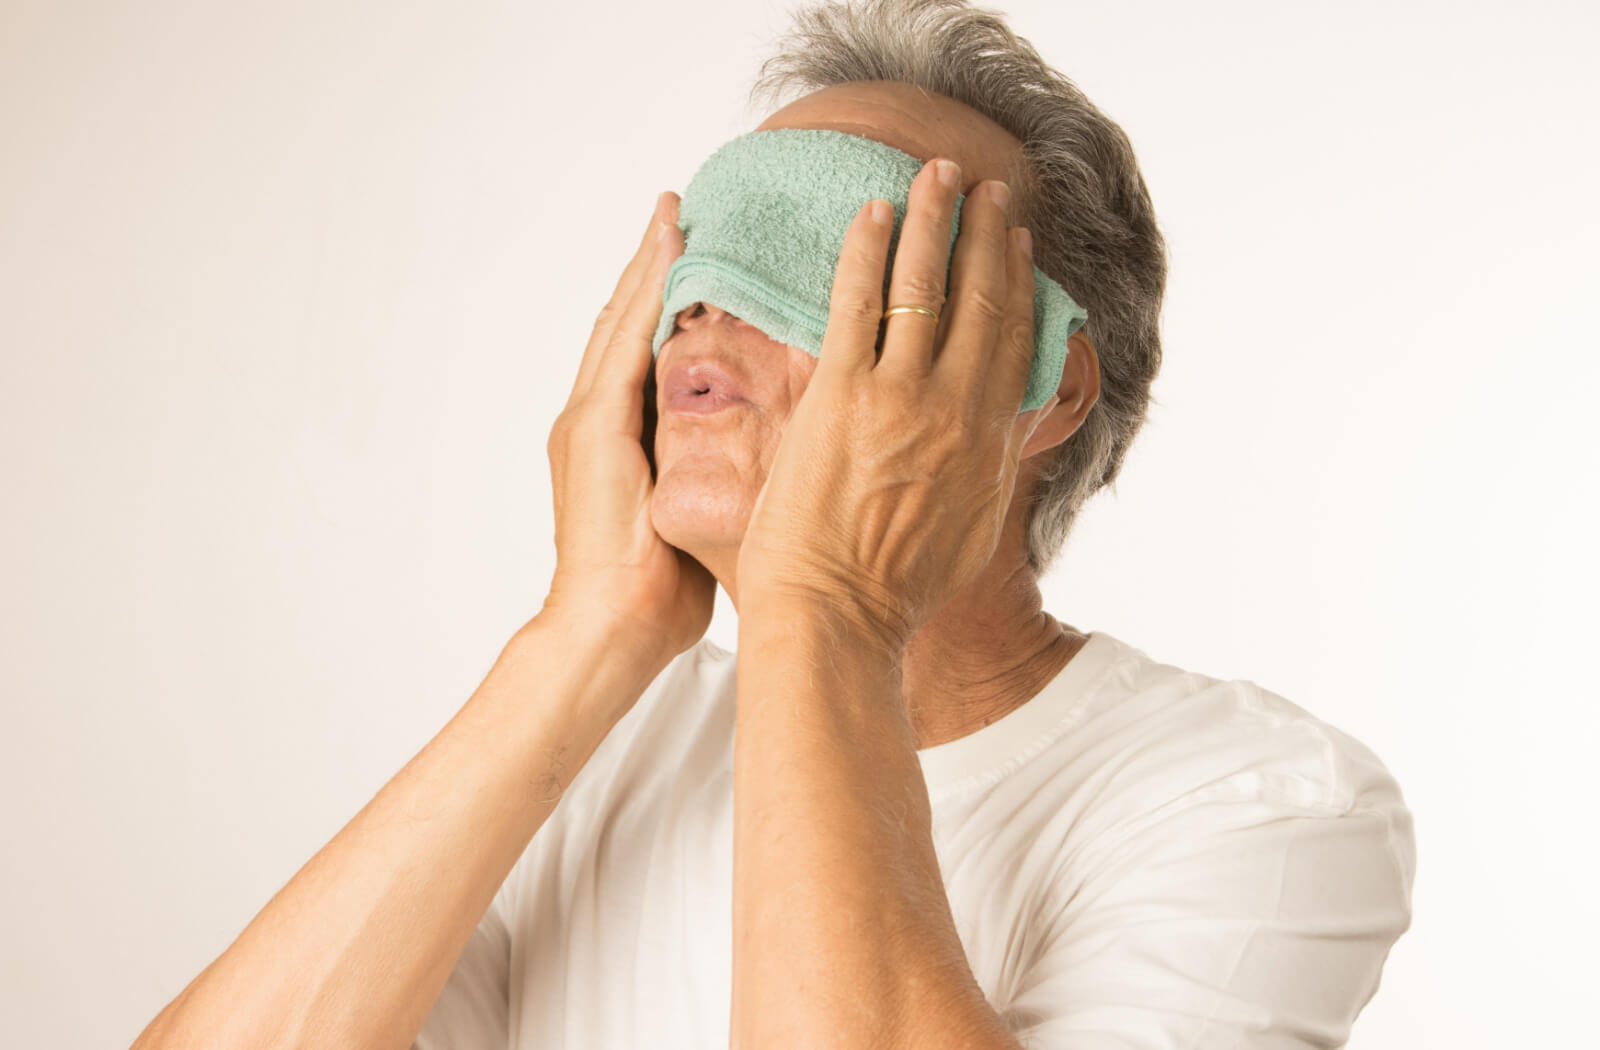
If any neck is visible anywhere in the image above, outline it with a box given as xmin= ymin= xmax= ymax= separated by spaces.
xmin=898 ymin=556 xmax=1084 ymax=751
xmin=717 ymin=504 xmax=1086 ymax=750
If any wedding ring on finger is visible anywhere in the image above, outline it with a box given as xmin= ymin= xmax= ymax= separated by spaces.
xmin=882 ymin=303 xmax=940 ymax=324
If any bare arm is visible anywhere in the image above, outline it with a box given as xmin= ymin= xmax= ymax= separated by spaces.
xmin=731 ymin=605 xmax=1019 ymax=1050
xmin=131 ymin=184 xmax=713 ymax=1050
xmin=129 ymin=611 xmax=670 ymax=1050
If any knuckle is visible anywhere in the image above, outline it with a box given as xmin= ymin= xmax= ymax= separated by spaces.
xmin=834 ymin=290 xmax=882 ymax=325
xmin=1003 ymin=315 xmax=1035 ymax=355
xmin=965 ymin=285 xmax=1008 ymax=324
xmin=851 ymin=239 xmax=884 ymax=270
xmin=900 ymin=272 xmax=948 ymax=310
xmin=938 ymin=405 xmax=978 ymax=448
xmin=548 ymin=406 xmax=588 ymax=445
xmin=598 ymin=292 xmax=643 ymax=331
xmin=546 ymin=416 xmax=569 ymax=453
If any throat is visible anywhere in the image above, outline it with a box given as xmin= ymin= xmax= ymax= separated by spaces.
xmin=904 ymin=617 xmax=1085 ymax=750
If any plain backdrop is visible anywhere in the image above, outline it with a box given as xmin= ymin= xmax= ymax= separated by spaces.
xmin=2 ymin=1 xmax=1595 ymax=1047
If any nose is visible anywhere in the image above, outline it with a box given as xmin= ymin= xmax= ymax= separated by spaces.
xmin=672 ymin=301 xmax=744 ymax=331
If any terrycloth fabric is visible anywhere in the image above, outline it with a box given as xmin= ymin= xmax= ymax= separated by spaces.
xmin=649 ymin=128 xmax=1089 ymax=413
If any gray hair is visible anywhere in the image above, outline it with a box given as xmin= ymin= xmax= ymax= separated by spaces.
xmin=745 ymin=0 xmax=1168 ymax=578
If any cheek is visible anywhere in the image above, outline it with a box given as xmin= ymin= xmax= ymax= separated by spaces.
xmin=784 ymin=351 xmax=819 ymax=408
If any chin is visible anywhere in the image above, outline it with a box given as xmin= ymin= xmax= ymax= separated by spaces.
xmin=649 ymin=461 xmax=752 ymax=553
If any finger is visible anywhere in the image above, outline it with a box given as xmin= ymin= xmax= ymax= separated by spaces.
xmin=595 ymin=201 xmax=683 ymax=417
xmin=1007 ymin=392 xmax=1059 ymax=477
xmin=877 ymin=158 xmax=961 ymax=381
xmin=980 ymin=225 xmax=1038 ymax=424
xmin=998 ymin=395 xmax=1053 ymax=518
xmin=992 ymin=227 xmax=1043 ymax=422
xmin=934 ymin=178 xmax=1014 ymax=407
xmin=572 ymin=192 xmax=675 ymax=400
xmin=816 ymin=198 xmax=894 ymax=380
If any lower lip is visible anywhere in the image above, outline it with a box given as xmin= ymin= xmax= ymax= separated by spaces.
xmin=665 ymin=391 xmax=746 ymax=415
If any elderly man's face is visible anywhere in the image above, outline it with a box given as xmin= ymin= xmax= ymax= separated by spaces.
xmin=648 ymin=80 xmax=1027 ymax=585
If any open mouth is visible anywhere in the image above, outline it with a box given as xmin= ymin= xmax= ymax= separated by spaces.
xmin=664 ymin=387 xmax=745 ymax=415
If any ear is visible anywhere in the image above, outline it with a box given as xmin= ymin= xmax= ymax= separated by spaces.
xmin=1021 ymin=329 xmax=1101 ymax=460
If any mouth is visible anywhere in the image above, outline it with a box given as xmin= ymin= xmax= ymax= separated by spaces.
xmin=660 ymin=354 xmax=750 ymax=416
xmin=663 ymin=387 xmax=746 ymax=415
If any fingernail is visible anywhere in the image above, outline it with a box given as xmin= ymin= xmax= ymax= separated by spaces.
xmin=935 ymin=159 xmax=961 ymax=189
xmin=1016 ymin=227 xmax=1033 ymax=258
xmin=654 ymin=191 xmax=671 ymax=221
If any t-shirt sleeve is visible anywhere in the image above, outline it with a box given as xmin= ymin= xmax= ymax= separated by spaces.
xmin=1004 ymin=771 xmax=1416 ymax=1049
xmin=408 ymin=868 xmax=518 ymax=1050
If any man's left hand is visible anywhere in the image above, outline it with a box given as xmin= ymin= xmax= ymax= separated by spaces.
xmin=736 ymin=159 xmax=1057 ymax=656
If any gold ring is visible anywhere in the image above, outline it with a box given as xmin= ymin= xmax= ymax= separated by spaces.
xmin=882 ymin=303 xmax=939 ymax=324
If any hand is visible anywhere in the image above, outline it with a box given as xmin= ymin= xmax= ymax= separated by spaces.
xmin=544 ymin=192 xmax=715 ymax=664
xmin=735 ymin=160 xmax=1057 ymax=657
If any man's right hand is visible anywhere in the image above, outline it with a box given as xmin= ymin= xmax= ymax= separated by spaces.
xmin=542 ymin=191 xmax=715 ymax=666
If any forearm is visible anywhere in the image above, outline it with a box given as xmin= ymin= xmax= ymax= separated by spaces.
xmin=132 ymin=612 xmax=666 ymax=1050
xmin=730 ymin=604 xmax=1020 ymax=1050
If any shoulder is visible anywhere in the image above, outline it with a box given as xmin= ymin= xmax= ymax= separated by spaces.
xmin=1005 ymin=637 xmax=1417 ymax=1048
xmin=1057 ymin=634 xmax=1413 ymax=874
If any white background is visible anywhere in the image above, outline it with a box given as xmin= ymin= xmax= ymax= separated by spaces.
xmin=2 ymin=1 xmax=1595 ymax=1047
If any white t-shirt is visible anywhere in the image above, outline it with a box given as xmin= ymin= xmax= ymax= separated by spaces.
xmin=412 ymin=629 xmax=1415 ymax=1050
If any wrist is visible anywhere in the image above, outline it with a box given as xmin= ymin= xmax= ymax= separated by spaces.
xmin=497 ymin=611 xmax=673 ymax=727
xmin=739 ymin=588 xmax=909 ymax=668
xmin=517 ymin=605 xmax=674 ymax=678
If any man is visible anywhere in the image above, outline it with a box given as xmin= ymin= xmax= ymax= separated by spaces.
xmin=130 ymin=3 xmax=1414 ymax=1049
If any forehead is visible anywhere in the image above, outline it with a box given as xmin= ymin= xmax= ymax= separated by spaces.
xmin=752 ymin=80 xmax=1026 ymax=194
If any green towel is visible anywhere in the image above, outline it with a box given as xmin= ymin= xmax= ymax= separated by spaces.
xmin=650 ymin=127 xmax=1087 ymax=412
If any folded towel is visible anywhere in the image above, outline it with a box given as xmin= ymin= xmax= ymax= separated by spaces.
xmin=649 ymin=127 xmax=1088 ymax=412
